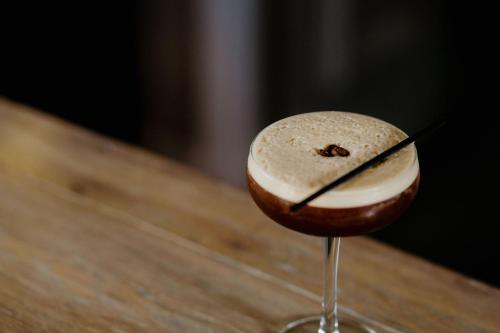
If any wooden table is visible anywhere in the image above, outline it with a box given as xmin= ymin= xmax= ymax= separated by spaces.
xmin=0 ymin=98 xmax=498 ymax=333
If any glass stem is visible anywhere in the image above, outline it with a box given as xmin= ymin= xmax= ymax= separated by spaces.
xmin=319 ymin=237 xmax=341 ymax=333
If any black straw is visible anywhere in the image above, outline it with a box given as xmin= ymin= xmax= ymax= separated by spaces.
xmin=290 ymin=118 xmax=447 ymax=212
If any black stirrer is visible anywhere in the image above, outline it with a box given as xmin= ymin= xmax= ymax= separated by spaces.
xmin=290 ymin=118 xmax=447 ymax=212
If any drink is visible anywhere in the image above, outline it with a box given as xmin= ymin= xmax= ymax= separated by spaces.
xmin=247 ymin=111 xmax=419 ymax=236
xmin=246 ymin=111 xmax=419 ymax=332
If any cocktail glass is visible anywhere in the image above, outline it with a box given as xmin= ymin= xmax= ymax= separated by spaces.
xmin=246 ymin=113 xmax=419 ymax=333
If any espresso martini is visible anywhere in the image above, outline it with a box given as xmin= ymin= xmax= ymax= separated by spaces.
xmin=247 ymin=111 xmax=419 ymax=237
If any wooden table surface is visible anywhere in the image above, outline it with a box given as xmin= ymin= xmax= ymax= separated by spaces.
xmin=0 ymin=98 xmax=499 ymax=333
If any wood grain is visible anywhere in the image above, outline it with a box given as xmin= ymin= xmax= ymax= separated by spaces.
xmin=0 ymin=97 xmax=499 ymax=332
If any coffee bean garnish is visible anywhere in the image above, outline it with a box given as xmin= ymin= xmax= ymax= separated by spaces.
xmin=315 ymin=144 xmax=350 ymax=157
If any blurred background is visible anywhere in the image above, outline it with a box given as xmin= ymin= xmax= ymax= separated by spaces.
xmin=1 ymin=1 xmax=498 ymax=286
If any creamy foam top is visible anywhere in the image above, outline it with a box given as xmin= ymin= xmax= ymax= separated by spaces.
xmin=248 ymin=111 xmax=419 ymax=208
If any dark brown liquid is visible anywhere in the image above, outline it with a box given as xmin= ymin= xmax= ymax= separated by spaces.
xmin=247 ymin=171 xmax=419 ymax=237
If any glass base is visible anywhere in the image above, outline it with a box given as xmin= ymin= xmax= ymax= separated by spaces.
xmin=279 ymin=315 xmax=376 ymax=333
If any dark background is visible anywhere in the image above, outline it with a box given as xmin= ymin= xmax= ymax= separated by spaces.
xmin=1 ymin=1 xmax=499 ymax=286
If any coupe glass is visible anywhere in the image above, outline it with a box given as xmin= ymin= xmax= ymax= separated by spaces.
xmin=246 ymin=119 xmax=419 ymax=333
